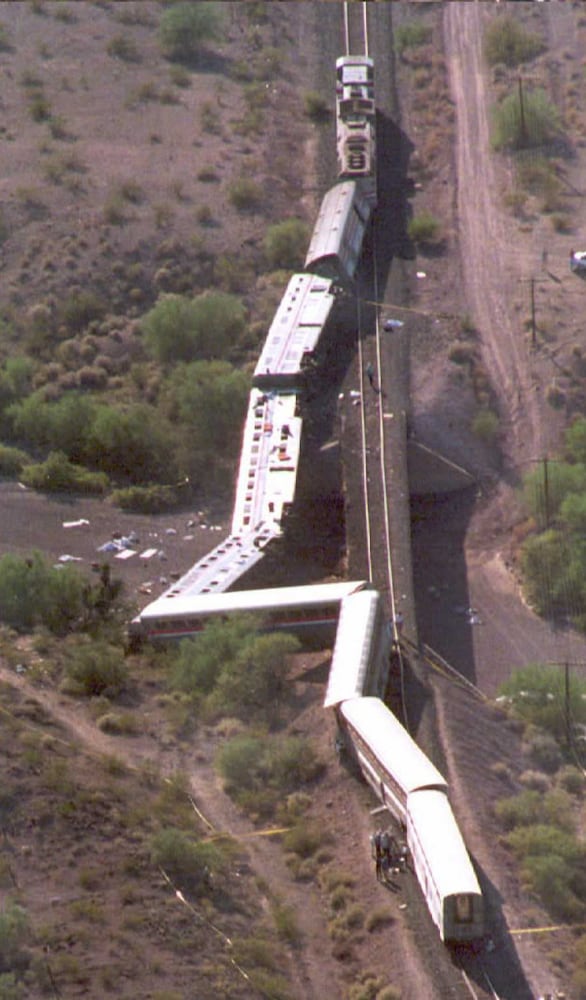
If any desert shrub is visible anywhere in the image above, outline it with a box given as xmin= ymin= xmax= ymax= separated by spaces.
xmin=520 ymin=528 xmax=586 ymax=621
xmin=0 ymin=551 xmax=87 ymax=634
xmin=86 ymin=402 xmax=177 ymax=484
xmin=170 ymin=616 xmax=257 ymax=696
xmin=506 ymin=823 xmax=586 ymax=921
xmin=407 ymin=211 xmax=441 ymax=245
xmin=217 ymin=733 xmax=323 ymax=815
xmin=161 ymin=360 xmax=249 ymax=482
xmin=303 ymin=91 xmax=330 ymax=121
xmin=282 ymin=822 xmax=323 ymax=859
xmin=159 ymin=2 xmax=223 ymax=63
xmin=484 ymin=15 xmax=545 ymax=68
xmin=21 ymin=451 xmax=109 ymax=495
xmin=271 ymin=901 xmax=301 ymax=945
xmin=495 ymin=788 xmax=573 ymax=831
xmin=228 ymin=178 xmax=262 ymax=212
xmin=207 ymin=632 xmax=299 ymax=723
xmin=117 ymin=179 xmax=144 ymax=204
xmin=61 ymin=291 xmax=106 ymax=333
xmin=526 ymin=731 xmax=563 ymax=774
xmin=448 ymin=341 xmax=476 ymax=366
xmin=263 ymin=218 xmax=310 ymax=271
xmin=0 ymin=903 xmax=29 ymax=975
xmin=395 ymin=22 xmax=432 ymax=55
xmin=142 ymin=292 xmax=246 ymax=364
xmin=521 ymin=460 xmax=586 ymax=524
xmin=519 ymin=769 xmax=549 ymax=792
xmin=0 ymin=445 xmax=29 ymax=477
xmin=7 ymin=391 xmax=97 ymax=461
xmin=365 ymin=906 xmax=395 ymax=933
xmin=491 ymin=88 xmax=562 ymax=151
xmin=471 ymin=407 xmax=499 ymax=443
xmin=573 ymin=936 xmax=586 ymax=1000
xmin=97 ymin=711 xmax=139 ymax=735
xmin=111 ymin=484 xmax=179 ymax=513
xmin=231 ymin=936 xmax=280 ymax=972
xmin=0 ymin=973 xmax=24 ymax=1000
xmin=150 ymin=828 xmax=226 ymax=892
xmin=64 ymin=639 xmax=128 ymax=697
xmin=557 ymin=765 xmax=584 ymax=796
xmin=107 ymin=34 xmax=141 ymax=62
xmin=0 ymin=22 xmax=12 ymax=53
xmin=498 ymin=664 xmax=586 ymax=741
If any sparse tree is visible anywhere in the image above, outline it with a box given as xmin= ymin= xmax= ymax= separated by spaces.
xmin=159 ymin=2 xmax=223 ymax=63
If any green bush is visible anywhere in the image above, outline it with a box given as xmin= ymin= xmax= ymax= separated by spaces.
xmin=217 ymin=733 xmax=323 ymax=816
xmin=0 ymin=902 xmax=29 ymax=976
xmin=150 ymin=828 xmax=226 ymax=892
xmin=491 ymin=88 xmax=561 ymax=151
xmin=0 ymin=551 xmax=87 ymax=634
xmin=159 ymin=2 xmax=223 ymax=63
xmin=61 ymin=291 xmax=106 ymax=333
xmin=142 ymin=292 xmax=246 ymax=364
xmin=395 ymin=22 xmax=432 ymax=55
xmin=107 ymin=34 xmax=141 ymax=63
xmin=498 ymin=664 xmax=586 ymax=740
xmin=263 ymin=218 xmax=310 ymax=271
xmin=0 ymin=445 xmax=29 ymax=477
xmin=303 ymin=91 xmax=330 ymax=122
xmin=506 ymin=823 xmax=586 ymax=921
xmin=21 ymin=451 xmax=109 ymax=495
xmin=407 ymin=211 xmax=442 ymax=246
xmin=484 ymin=15 xmax=545 ymax=67
xmin=65 ymin=639 xmax=128 ymax=697
xmin=111 ymin=484 xmax=179 ymax=513
xmin=471 ymin=407 xmax=500 ymax=444
xmin=228 ymin=178 xmax=262 ymax=212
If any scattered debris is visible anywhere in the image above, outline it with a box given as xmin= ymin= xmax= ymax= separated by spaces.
xmin=62 ymin=518 xmax=90 ymax=528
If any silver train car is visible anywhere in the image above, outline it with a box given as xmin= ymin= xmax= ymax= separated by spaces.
xmin=335 ymin=54 xmax=376 ymax=202
xmin=304 ymin=180 xmax=373 ymax=285
xmin=324 ymin=590 xmax=391 ymax=708
xmin=132 ymin=580 xmax=370 ymax=645
xmin=253 ymin=273 xmax=335 ymax=390
xmin=338 ymin=697 xmax=448 ymax=824
xmin=338 ymin=697 xmax=483 ymax=943
xmin=407 ymin=790 xmax=484 ymax=943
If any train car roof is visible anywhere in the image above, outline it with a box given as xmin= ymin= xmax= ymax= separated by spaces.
xmin=340 ymin=697 xmax=448 ymax=796
xmin=407 ymin=789 xmax=482 ymax=898
xmin=324 ymin=591 xmax=381 ymax=707
xmin=304 ymin=180 xmax=372 ymax=280
xmin=139 ymin=580 xmax=370 ymax=623
xmin=232 ymin=391 xmax=301 ymax=537
xmin=253 ymin=274 xmax=334 ymax=382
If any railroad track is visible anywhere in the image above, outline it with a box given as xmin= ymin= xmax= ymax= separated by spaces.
xmin=343 ymin=0 xmax=369 ymax=57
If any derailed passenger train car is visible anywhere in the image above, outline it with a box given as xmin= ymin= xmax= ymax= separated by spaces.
xmin=304 ymin=180 xmax=372 ymax=285
xmin=324 ymin=590 xmax=390 ymax=708
xmin=407 ymin=790 xmax=484 ymax=943
xmin=337 ymin=697 xmax=483 ymax=943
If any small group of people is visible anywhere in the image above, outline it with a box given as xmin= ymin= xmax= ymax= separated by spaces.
xmin=370 ymin=828 xmax=408 ymax=882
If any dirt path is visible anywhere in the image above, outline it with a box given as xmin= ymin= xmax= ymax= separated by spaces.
xmin=444 ymin=2 xmax=547 ymax=467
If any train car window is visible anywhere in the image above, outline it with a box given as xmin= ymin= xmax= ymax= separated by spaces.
xmin=454 ymin=895 xmax=473 ymax=923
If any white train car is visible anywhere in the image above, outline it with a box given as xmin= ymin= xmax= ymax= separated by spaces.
xmin=335 ymin=54 xmax=376 ymax=202
xmin=407 ymin=790 xmax=484 ymax=943
xmin=324 ymin=590 xmax=391 ymax=708
xmin=338 ymin=697 xmax=448 ymax=825
xmin=253 ymin=274 xmax=335 ymax=389
xmin=132 ymin=580 xmax=370 ymax=644
xmin=304 ymin=180 xmax=372 ymax=285
xmin=231 ymin=390 xmax=301 ymax=537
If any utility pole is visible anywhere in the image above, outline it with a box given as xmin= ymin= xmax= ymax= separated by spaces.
xmin=564 ymin=662 xmax=571 ymax=750
xmin=543 ymin=455 xmax=550 ymax=530
xmin=518 ymin=76 xmax=527 ymax=146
